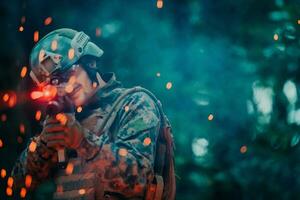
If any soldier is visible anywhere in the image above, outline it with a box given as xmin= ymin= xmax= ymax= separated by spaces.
xmin=11 ymin=28 xmax=175 ymax=200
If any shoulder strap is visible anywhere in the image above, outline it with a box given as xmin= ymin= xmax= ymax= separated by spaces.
xmin=98 ymin=86 xmax=167 ymax=137
xmin=98 ymin=86 xmax=175 ymax=200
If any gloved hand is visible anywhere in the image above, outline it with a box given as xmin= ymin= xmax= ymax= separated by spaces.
xmin=40 ymin=113 xmax=84 ymax=150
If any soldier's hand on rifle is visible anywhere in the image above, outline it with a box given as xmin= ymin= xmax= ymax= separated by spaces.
xmin=40 ymin=113 xmax=84 ymax=150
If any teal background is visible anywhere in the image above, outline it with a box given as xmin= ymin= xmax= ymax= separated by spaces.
xmin=0 ymin=0 xmax=300 ymax=199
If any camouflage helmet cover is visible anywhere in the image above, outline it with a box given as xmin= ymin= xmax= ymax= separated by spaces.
xmin=29 ymin=28 xmax=103 ymax=86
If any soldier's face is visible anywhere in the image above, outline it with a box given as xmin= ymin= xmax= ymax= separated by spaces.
xmin=66 ymin=65 xmax=94 ymax=107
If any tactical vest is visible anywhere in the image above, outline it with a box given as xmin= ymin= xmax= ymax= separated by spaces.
xmin=52 ymin=86 xmax=176 ymax=200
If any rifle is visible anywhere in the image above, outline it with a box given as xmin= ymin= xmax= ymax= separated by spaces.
xmin=30 ymin=81 xmax=75 ymax=169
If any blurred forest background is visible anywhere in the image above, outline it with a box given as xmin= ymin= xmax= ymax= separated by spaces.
xmin=0 ymin=0 xmax=300 ymax=199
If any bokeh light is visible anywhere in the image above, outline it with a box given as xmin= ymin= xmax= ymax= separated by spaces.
xmin=192 ymin=138 xmax=209 ymax=157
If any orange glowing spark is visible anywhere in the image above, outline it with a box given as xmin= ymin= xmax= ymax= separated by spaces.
xmin=30 ymin=91 xmax=43 ymax=100
xmin=20 ymin=66 xmax=27 ymax=78
xmin=78 ymin=189 xmax=86 ymax=195
xmin=68 ymin=48 xmax=75 ymax=60
xmin=3 ymin=93 xmax=9 ymax=102
xmin=166 ymin=82 xmax=172 ymax=90
xmin=56 ymin=113 xmax=63 ymax=120
xmin=20 ymin=187 xmax=27 ymax=198
xmin=1 ymin=169 xmax=6 ymax=178
xmin=35 ymin=110 xmax=42 ymax=121
xmin=124 ymin=106 xmax=130 ymax=112
xmin=92 ymin=82 xmax=98 ymax=88
xmin=43 ymin=90 xmax=52 ymax=98
xmin=157 ymin=0 xmax=163 ymax=8
xmin=76 ymin=106 xmax=82 ymax=113
xmin=298 ymin=19 xmax=300 ymax=25
xmin=19 ymin=123 xmax=25 ymax=134
xmin=8 ymin=94 xmax=17 ymax=108
xmin=34 ymin=31 xmax=39 ymax=42
xmin=29 ymin=141 xmax=37 ymax=152
xmin=273 ymin=33 xmax=279 ymax=41
xmin=7 ymin=177 xmax=14 ymax=187
xmin=38 ymin=49 xmax=45 ymax=62
xmin=240 ymin=145 xmax=247 ymax=154
xmin=6 ymin=187 xmax=12 ymax=196
xmin=44 ymin=17 xmax=52 ymax=26
xmin=19 ymin=26 xmax=24 ymax=32
xmin=1 ymin=114 xmax=7 ymax=122
xmin=119 ymin=148 xmax=128 ymax=157
xmin=56 ymin=113 xmax=68 ymax=125
xmin=51 ymin=40 xmax=58 ymax=51
xmin=25 ymin=175 xmax=32 ymax=188
xmin=95 ymin=28 xmax=102 ymax=37
xmin=43 ymin=85 xmax=57 ymax=99
xmin=65 ymin=163 xmax=74 ymax=175
xmin=143 ymin=137 xmax=151 ymax=146
xmin=208 ymin=114 xmax=214 ymax=121
xmin=0 ymin=139 xmax=3 ymax=148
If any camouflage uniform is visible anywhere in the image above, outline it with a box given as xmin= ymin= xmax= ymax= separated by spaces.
xmin=12 ymin=72 xmax=161 ymax=200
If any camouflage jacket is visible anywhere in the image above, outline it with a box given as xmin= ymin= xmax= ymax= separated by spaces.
xmin=12 ymin=72 xmax=161 ymax=200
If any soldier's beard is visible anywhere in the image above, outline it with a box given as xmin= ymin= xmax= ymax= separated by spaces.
xmin=69 ymin=83 xmax=98 ymax=107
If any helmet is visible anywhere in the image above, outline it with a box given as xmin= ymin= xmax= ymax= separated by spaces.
xmin=29 ymin=28 xmax=103 ymax=86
